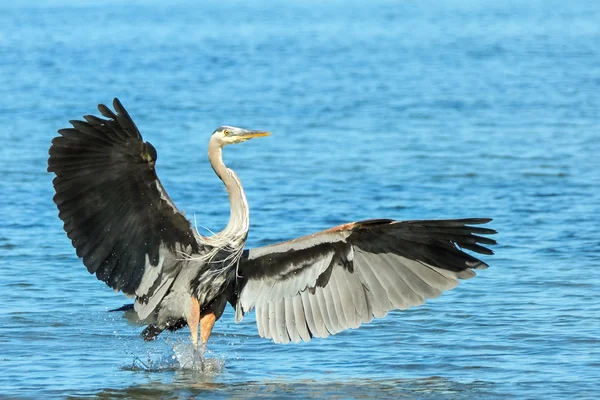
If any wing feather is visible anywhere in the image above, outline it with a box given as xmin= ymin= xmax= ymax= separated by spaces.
xmin=236 ymin=219 xmax=496 ymax=343
xmin=284 ymin=297 xmax=300 ymax=344
xmin=354 ymin=249 xmax=398 ymax=311
xmin=404 ymin=259 xmax=459 ymax=291
xmin=49 ymin=98 xmax=203 ymax=317
xmin=345 ymin=268 xmax=370 ymax=323
xmin=268 ymin=301 xmax=278 ymax=342
xmin=374 ymin=252 xmax=428 ymax=306
xmin=306 ymin=289 xmax=329 ymax=338
xmin=322 ymin=280 xmax=343 ymax=334
xmin=292 ymin=295 xmax=311 ymax=342
xmin=314 ymin=288 xmax=335 ymax=334
xmin=298 ymin=291 xmax=317 ymax=338
xmin=275 ymin=300 xmax=288 ymax=343
xmin=256 ymin=303 xmax=267 ymax=339
xmin=331 ymin=268 xmax=359 ymax=329
xmin=387 ymin=255 xmax=443 ymax=299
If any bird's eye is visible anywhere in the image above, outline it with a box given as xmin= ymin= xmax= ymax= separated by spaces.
xmin=223 ymin=129 xmax=229 ymax=136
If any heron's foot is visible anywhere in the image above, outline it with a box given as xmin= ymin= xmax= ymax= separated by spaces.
xmin=191 ymin=339 xmax=207 ymax=354
xmin=190 ymin=341 xmax=207 ymax=371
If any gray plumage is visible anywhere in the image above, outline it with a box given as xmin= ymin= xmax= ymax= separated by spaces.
xmin=235 ymin=219 xmax=495 ymax=343
xmin=48 ymin=98 xmax=496 ymax=348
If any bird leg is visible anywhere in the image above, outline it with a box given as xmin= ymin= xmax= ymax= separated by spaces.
xmin=188 ymin=296 xmax=200 ymax=348
xmin=200 ymin=312 xmax=217 ymax=344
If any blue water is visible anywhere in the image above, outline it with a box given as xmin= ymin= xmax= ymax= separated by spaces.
xmin=1 ymin=0 xmax=600 ymax=398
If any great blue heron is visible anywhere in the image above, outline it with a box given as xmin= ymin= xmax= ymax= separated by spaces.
xmin=48 ymin=98 xmax=496 ymax=348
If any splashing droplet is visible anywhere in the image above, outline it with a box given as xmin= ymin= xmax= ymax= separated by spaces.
xmin=170 ymin=341 xmax=225 ymax=372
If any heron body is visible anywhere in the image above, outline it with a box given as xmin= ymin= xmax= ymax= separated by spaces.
xmin=48 ymin=99 xmax=496 ymax=348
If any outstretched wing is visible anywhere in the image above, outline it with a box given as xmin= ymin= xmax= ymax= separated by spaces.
xmin=48 ymin=98 xmax=202 ymax=316
xmin=235 ymin=218 xmax=496 ymax=344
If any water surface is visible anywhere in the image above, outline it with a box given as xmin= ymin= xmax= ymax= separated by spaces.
xmin=1 ymin=0 xmax=599 ymax=398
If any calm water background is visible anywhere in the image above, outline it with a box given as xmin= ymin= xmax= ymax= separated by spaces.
xmin=1 ymin=0 xmax=599 ymax=398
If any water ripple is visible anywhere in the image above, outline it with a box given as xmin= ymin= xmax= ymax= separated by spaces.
xmin=1 ymin=0 xmax=600 ymax=399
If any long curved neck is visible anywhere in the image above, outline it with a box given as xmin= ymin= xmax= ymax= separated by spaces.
xmin=208 ymin=138 xmax=249 ymax=242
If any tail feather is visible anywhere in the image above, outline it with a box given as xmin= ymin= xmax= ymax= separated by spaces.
xmin=141 ymin=318 xmax=188 ymax=341
xmin=110 ymin=303 xmax=188 ymax=341
xmin=141 ymin=324 xmax=164 ymax=341
xmin=109 ymin=303 xmax=134 ymax=312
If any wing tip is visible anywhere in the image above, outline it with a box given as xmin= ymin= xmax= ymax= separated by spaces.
xmin=112 ymin=97 xmax=123 ymax=112
xmin=98 ymin=102 xmax=116 ymax=119
xmin=467 ymin=259 xmax=490 ymax=270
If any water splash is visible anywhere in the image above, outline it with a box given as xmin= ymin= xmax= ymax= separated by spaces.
xmin=124 ymin=339 xmax=225 ymax=373
xmin=170 ymin=341 xmax=225 ymax=373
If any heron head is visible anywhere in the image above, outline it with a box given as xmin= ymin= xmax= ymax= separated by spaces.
xmin=212 ymin=126 xmax=271 ymax=146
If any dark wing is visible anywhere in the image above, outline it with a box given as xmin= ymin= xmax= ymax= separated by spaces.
xmin=235 ymin=218 xmax=496 ymax=344
xmin=48 ymin=98 xmax=202 ymax=317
